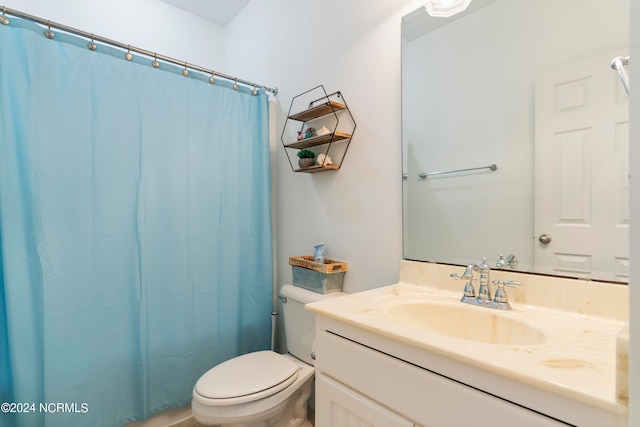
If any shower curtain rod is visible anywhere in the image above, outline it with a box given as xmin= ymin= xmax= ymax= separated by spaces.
xmin=0 ymin=6 xmax=278 ymax=95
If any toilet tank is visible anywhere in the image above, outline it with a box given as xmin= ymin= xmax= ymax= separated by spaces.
xmin=280 ymin=285 xmax=345 ymax=365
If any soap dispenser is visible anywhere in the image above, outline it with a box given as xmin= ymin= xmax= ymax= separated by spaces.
xmin=313 ymin=243 xmax=325 ymax=264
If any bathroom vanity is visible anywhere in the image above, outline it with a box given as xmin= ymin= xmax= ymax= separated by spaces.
xmin=306 ymin=261 xmax=629 ymax=427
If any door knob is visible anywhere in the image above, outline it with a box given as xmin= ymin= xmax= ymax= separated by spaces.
xmin=538 ymin=234 xmax=552 ymax=244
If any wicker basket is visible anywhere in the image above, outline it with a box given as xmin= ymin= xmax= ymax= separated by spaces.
xmin=289 ymin=256 xmax=348 ymax=294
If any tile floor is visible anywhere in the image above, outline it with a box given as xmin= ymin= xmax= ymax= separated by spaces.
xmin=124 ymin=405 xmax=196 ymax=427
xmin=125 ymin=404 xmax=314 ymax=427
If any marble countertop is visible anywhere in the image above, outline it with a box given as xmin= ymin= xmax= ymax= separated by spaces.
xmin=306 ymin=282 xmax=628 ymax=415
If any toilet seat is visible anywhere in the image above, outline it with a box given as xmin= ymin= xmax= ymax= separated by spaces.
xmin=194 ymin=351 xmax=300 ymax=406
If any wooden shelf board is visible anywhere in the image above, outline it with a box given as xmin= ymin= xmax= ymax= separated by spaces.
xmin=289 ymin=101 xmax=347 ymax=122
xmin=295 ymin=164 xmax=340 ymax=173
xmin=285 ymin=132 xmax=351 ymax=149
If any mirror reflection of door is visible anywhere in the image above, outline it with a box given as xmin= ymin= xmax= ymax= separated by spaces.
xmin=534 ymin=49 xmax=629 ymax=281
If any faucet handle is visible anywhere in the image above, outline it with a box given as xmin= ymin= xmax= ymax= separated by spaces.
xmin=451 ymin=266 xmax=477 ymax=301
xmin=506 ymin=254 xmax=519 ymax=269
xmin=450 ymin=264 xmax=475 ymax=280
xmin=496 ymin=254 xmax=519 ymax=270
xmin=461 ymin=281 xmax=476 ymax=300
xmin=491 ymin=280 xmax=523 ymax=306
xmin=450 ymin=272 xmax=474 ymax=280
xmin=492 ymin=280 xmax=523 ymax=287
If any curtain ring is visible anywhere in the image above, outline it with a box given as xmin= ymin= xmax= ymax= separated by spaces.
xmin=233 ymin=79 xmax=238 ymax=91
xmin=182 ymin=62 xmax=189 ymax=77
xmin=44 ymin=21 xmax=55 ymax=39
xmin=209 ymin=73 xmax=215 ymax=85
xmin=0 ymin=7 xmax=10 ymax=25
xmin=87 ymin=34 xmax=97 ymax=51
xmin=125 ymin=45 xmax=133 ymax=61
xmin=152 ymin=53 xmax=160 ymax=68
xmin=252 ymin=85 xmax=258 ymax=96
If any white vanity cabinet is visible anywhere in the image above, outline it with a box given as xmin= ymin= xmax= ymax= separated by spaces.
xmin=314 ymin=317 xmax=575 ymax=427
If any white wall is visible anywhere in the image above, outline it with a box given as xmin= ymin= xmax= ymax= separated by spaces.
xmin=225 ymin=0 xmax=422 ymax=300
xmin=14 ymin=0 xmax=225 ymax=69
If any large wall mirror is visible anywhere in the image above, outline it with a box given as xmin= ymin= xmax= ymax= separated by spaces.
xmin=402 ymin=0 xmax=629 ymax=283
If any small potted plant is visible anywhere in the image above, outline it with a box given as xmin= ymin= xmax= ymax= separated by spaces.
xmin=297 ymin=149 xmax=316 ymax=169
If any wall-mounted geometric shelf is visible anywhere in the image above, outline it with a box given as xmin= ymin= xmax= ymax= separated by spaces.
xmin=284 ymin=132 xmax=352 ymax=150
xmin=281 ymin=85 xmax=356 ymax=173
xmin=288 ymin=101 xmax=347 ymax=122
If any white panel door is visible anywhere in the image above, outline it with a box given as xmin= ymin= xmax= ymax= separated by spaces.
xmin=534 ymin=49 xmax=629 ymax=281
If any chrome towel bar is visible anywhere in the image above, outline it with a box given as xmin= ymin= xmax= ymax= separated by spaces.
xmin=419 ymin=163 xmax=497 ymax=179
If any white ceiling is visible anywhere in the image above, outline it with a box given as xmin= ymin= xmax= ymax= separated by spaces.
xmin=159 ymin=0 xmax=252 ymax=26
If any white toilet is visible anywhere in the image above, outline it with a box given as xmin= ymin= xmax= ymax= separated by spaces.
xmin=192 ymin=284 xmax=344 ymax=427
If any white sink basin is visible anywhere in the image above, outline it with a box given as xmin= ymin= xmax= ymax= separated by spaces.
xmin=387 ymin=302 xmax=546 ymax=346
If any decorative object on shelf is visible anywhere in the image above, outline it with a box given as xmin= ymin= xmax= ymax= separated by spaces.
xmin=289 ymin=255 xmax=348 ymax=294
xmin=280 ymin=85 xmax=356 ymax=173
xmin=316 ymin=126 xmax=331 ymax=136
xmin=304 ymin=127 xmax=317 ymax=139
xmin=317 ymin=153 xmax=332 ymax=166
xmin=313 ymin=243 xmax=325 ymax=264
xmin=297 ymin=149 xmax=316 ymax=168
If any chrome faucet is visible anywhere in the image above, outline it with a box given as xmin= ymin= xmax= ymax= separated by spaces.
xmin=475 ymin=257 xmax=492 ymax=303
xmin=496 ymin=253 xmax=519 ymax=270
xmin=450 ymin=257 xmax=523 ymax=310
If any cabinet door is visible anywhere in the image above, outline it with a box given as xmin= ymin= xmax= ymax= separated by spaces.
xmin=316 ymin=373 xmax=415 ymax=427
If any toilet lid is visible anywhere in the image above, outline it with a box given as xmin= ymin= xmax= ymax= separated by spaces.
xmin=195 ymin=351 xmax=299 ymax=401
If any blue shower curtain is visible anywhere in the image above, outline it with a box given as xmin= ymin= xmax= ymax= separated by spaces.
xmin=0 ymin=18 xmax=273 ymax=427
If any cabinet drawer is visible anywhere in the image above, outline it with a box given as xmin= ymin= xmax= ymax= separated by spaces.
xmin=315 ymin=329 xmax=571 ymax=427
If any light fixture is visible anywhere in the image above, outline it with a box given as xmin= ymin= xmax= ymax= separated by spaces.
xmin=424 ymin=0 xmax=472 ymax=17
